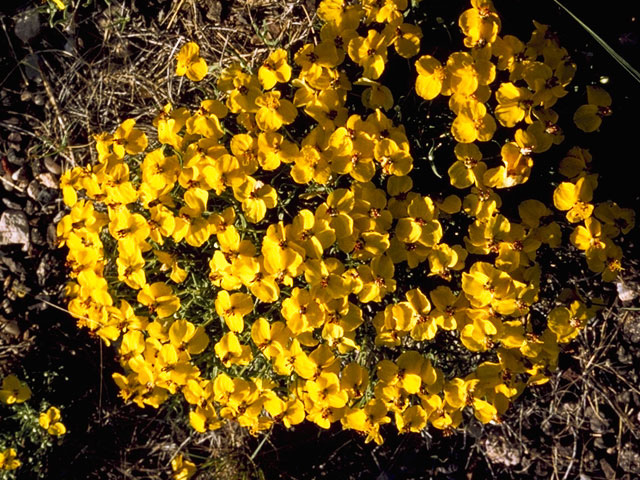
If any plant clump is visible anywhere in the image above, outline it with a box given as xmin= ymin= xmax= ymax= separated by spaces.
xmin=0 ymin=374 xmax=66 ymax=477
xmin=55 ymin=0 xmax=634 ymax=473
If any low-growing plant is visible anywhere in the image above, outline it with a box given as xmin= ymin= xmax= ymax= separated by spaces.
xmin=0 ymin=374 xmax=66 ymax=479
xmin=54 ymin=0 xmax=634 ymax=476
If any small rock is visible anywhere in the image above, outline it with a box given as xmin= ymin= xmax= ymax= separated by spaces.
xmin=620 ymin=442 xmax=640 ymax=473
xmin=7 ymin=132 xmax=21 ymax=143
xmin=24 ymin=200 xmax=36 ymax=216
xmin=204 ymin=0 xmax=222 ymax=22
xmin=44 ymin=157 xmax=61 ymax=175
xmin=37 ymin=187 xmax=58 ymax=204
xmin=6 ymin=150 xmax=26 ymax=166
xmin=53 ymin=210 xmax=66 ymax=224
xmin=27 ymin=180 xmax=42 ymax=201
xmin=10 ymin=166 xmax=28 ymax=183
xmin=24 ymin=53 xmax=42 ymax=83
xmin=616 ymin=280 xmax=638 ymax=302
xmin=2 ymin=198 xmax=22 ymax=210
xmin=31 ymin=158 xmax=44 ymax=176
xmin=622 ymin=314 xmax=640 ymax=344
xmin=0 ymin=318 xmax=20 ymax=337
xmin=9 ymin=169 xmax=29 ymax=193
xmin=1 ymin=300 xmax=12 ymax=316
xmin=1 ymin=175 xmax=14 ymax=192
xmin=617 ymin=345 xmax=633 ymax=364
xmin=467 ymin=420 xmax=482 ymax=438
xmin=14 ymin=9 xmax=41 ymax=43
xmin=41 ymin=203 xmax=57 ymax=215
xmin=31 ymin=227 xmax=46 ymax=246
xmin=0 ymin=210 xmax=30 ymax=249
xmin=600 ymin=458 xmax=616 ymax=478
xmin=483 ymin=435 xmax=522 ymax=467
xmin=0 ymin=256 xmax=27 ymax=279
xmin=37 ymin=172 xmax=58 ymax=189
xmin=46 ymin=223 xmax=58 ymax=248
xmin=36 ymin=255 xmax=53 ymax=286
xmin=617 ymin=390 xmax=631 ymax=404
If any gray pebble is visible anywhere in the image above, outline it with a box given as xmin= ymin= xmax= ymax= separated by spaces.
xmin=44 ymin=157 xmax=62 ymax=175
xmin=37 ymin=172 xmax=58 ymax=189
xmin=14 ymin=9 xmax=41 ymax=43
xmin=0 ymin=210 xmax=30 ymax=249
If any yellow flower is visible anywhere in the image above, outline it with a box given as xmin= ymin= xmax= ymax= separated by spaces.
xmin=116 ymin=241 xmax=146 ymax=290
xmin=0 ymin=448 xmax=21 ymax=471
xmin=112 ymin=119 xmax=148 ymax=158
xmin=291 ymin=145 xmax=332 ymax=185
xmin=447 ymin=52 xmax=481 ymax=96
xmin=108 ymin=209 xmax=150 ymax=249
xmin=553 ymin=175 xmax=597 ymax=223
xmin=395 ymin=405 xmax=427 ymax=433
xmin=171 ymin=454 xmax=197 ymax=480
xmin=386 ymin=21 xmax=422 ymax=58
xmin=357 ymin=254 xmax=396 ymax=303
xmin=215 ymin=291 xmax=254 ymax=333
xmin=494 ymin=82 xmax=533 ymax=127
xmin=186 ymin=100 xmax=227 ymax=139
xmin=522 ymin=61 xmax=567 ymax=108
xmin=461 ymin=262 xmax=517 ymax=314
xmin=574 ymin=86 xmax=612 ymax=132
xmin=141 ymin=149 xmax=180 ymax=192
xmin=226 ymin=73 xmax=262 ymax=113
xmin=263 ymin=394 xmax=305 ymax=428
xmin=189 ymin=402 xmax=222 ymax=432
xmin=594 ymin=201 xmax=635 ymax=237
xmin=0 ymin=375 xmax=32 ymax=404
xmin=374 ymin=138 xmax=413 ymax=176
xmin=254 ymin=91 xmax=298 ymax=132
xmin=492 ymin=34 xmax=529 ymax=80
xmin=347 ymin=29 xmax=392 ymax=80
xmin=547 ymin=306 xmax=582 ymax=343
xmin=214 ymin=332 xmax=252 ymax=367
xmin=154 ymin=103 xmax=190 ymax=150
xmin=459 ymin=0 xmax=501 ymax=48
xmin=305 ymin=372 xmax=348 ymax=409
xmin=448 ymin=142 xmax=486 ymax=189
xmin=451 ymin=101 xmax=496 ymax=143
xmin=233 ymin=176 xmax=278 ymax=224
xmin=137 ymin=282 xmax=181 ymax=318
xmin=317 ymin=0 xmax=363 ymax=30
xmin=356 ymin=78 xmax=394 ymax=111
xmin=168 ymin=319 xmax=209 ymax=357
xmin=258 ymin=49 xmax=292 ymax=90
xmin=50 ymin=0 xmax=66 ymax=10
xmin=415 ymin=55 xmax=447 ymax=100
xmin=39 ymin=406 xmax=67 ymax=436
xmin=175 ymin=42 xmax=208 ymax=81
xmin=251 ymin=318 xmax=289 ymax=359
xmin=282 ymin=287 xmax=325 ymax=334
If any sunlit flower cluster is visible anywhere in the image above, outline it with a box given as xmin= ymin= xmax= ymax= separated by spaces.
xmin=57 ymin=0 xmax=633 ymax=449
